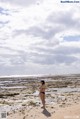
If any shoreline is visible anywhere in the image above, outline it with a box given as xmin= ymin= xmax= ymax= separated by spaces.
xmin=0 ymin=74 xmax=80 ymax=119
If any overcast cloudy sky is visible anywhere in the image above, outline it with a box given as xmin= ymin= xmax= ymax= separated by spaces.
xmin=0 ymin=0 xmax=80 ymax=76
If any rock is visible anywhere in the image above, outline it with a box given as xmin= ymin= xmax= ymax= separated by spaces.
xmin=51 ymin=106 xmax=54 ymax=108
xmin=23 ymin=116 xmax=25 ymax=119
xmin=22 ymin=110 xmax=25 ymax=115
xmin=22 ymin=104 xmax=26 ymax=106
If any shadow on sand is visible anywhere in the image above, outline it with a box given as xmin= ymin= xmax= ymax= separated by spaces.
xmin=42 ymin=108 xmax=51 ymax=117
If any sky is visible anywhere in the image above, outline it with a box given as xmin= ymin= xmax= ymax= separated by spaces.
xmin=0 ymin=0 xmax=80 ymax=76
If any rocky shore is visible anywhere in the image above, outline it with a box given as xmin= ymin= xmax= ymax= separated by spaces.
xmin=0 ymin=74 xmax=80 ymax=119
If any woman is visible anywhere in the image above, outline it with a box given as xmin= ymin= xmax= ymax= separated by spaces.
xmin=39 ymin=80 xmax=46 ymax=109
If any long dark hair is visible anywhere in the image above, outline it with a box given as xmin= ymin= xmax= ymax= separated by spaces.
xmin=41 ymin=80 xmax=45 ymax=85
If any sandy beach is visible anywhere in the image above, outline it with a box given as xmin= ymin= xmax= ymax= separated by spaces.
xmin=8 ymin=102 xmax=80 ymax=119
xmin=0 ymin=74 xmax=80 ymax=119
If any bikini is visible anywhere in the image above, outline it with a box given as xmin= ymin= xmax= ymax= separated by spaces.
xmin=40 ymin=92 xmax=45 ymax=94
xmin=40 ymin=86 xmax=45 ymax=94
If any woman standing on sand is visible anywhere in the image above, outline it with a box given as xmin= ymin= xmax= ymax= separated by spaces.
xmin=39 ymin=80 xmax=46 ymax=109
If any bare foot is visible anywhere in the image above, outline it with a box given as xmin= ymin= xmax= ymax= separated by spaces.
xmin=41 ymin=106 xmax=45 ymax=109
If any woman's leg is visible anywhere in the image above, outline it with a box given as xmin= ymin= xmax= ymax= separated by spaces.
xmin=42 ymin=94 xmax=45 ymax=108
xmin=40 ymin=93 xmax=45 ymax=108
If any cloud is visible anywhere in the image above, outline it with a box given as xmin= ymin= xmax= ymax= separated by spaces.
xmin=0 ymin=0 xmax=80 ymax=75
xmin=14 ymin=25 xmax=63 ymax=40
xmin=0 ymin=0 xmax=42 ymax=6
xmin=29 ymin=53 xmax=78 ymax=65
